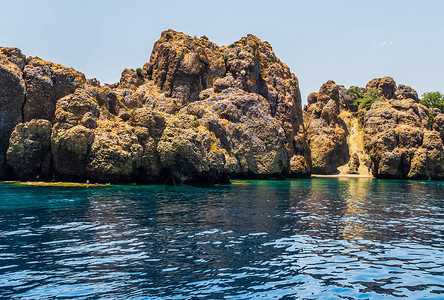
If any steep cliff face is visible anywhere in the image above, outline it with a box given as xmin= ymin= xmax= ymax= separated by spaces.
xmin=0 ymin=48 xmax=84 ymax=178
xmin=0 ymin=48 xmax=26 ymax=178
xmin=1 ymin=30 xmax=310 ymax=183
xmin=305 ymin=77 xmax=444 ymax=179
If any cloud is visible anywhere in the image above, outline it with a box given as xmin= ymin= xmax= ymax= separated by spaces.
xmin=373 ymin=41 xmax=394 ymax=47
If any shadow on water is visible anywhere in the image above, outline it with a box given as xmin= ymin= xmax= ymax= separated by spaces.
xmin=0 ymin=179 xmax=443 ymax=298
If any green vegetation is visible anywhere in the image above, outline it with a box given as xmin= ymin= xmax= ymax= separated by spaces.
xmin=429 ymin=112 xmax=436 ymax=127
xmin=349 ymin=87 xmax=382 ymax=111
xmin=347 ymin=86 xmax=363 ymax=99
xmin=223 ymin=55 xmax=229 ymax=63
xmin=420 ymin=92 xmax=444 ymax=112
xmin=420 ymin=92 xmax=444 ymax=127
xmin=136 ymin=68 xmax=142 ymax=76
xmin=359 ymin=94 xmax=382 ymax=110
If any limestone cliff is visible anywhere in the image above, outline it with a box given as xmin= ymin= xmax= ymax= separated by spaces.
xmin=305 ymin=77 xmax=444 ymax=179
xmin=1 ymin=30 xmax=311 ymax=184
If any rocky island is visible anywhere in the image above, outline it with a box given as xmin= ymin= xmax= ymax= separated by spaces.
xmin=1 ymin=30 xmax=443 ymax=184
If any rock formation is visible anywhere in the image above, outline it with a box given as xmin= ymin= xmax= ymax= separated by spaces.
xmin=7 ymin=119 xmax=52 ymax=180
xmin=3 ymin=31 xmax=443 ymax=183
xmin=0 ymin=48 xmax=26 ymax=178
xmin=1 ymin=30 xmax=311 ymax=184
xmin=305 ymin=77 xmax=444 ymax=179
xmin=0 ymin=48 xmax=84 ymax=179
xmin=303 ymin=81 xmax=350 ymax=174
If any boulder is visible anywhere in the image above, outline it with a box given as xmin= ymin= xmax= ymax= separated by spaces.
xmin=86 ymin=122 xmax=143 ymax=182
xmin=363 ymin=97 xmax=438 ymax=178
xmin=119 ymin=68 xmax=143 ymax=89
xmin=182 ymin=88 xmax=290 ymax=178
xmin=51 ymin=123 xmax=95 ymax=180
xmin=130 ymin=108 xmax=167 ymax=181
xmin=365 ymin=76 xmax=397 ymax=99
xmin=6 ymin=119 xmax=52 ymax=180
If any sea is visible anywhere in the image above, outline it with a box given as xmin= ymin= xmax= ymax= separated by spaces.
xmin=0 ymin=178 xmax=443 ymax=299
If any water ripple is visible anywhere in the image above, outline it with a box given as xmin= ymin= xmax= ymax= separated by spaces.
xmin=0 ymin=179 xmax=443 ymax=298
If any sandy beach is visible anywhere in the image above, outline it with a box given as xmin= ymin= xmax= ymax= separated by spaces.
xmin=311 ymin=174 xmax=374 ymax=179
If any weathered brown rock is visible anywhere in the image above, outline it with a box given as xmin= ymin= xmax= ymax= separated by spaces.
xmin=119 ymin=68 xmax=143 ymax=89
xmin=51 ymin=89 xmax=100 ymax=180
xmin=86 ymin=121 xmax=143 ymax=182
xmin=0 ymin=47 xmax=26 ymax=177
xmin=221 ymin=35 xmax=309 ymax=173
xmin=182 ymin=88 xmax=289 ymax=179
xmin=395 ymin=84 xmax=419 ymax=101
xmin=357 ymin=78 xmax=444 ymax=179
xmin=304 ymin=77 xmax=438 ymax=179
xmin=55 ymin=89 xmax=100 ymax=125
xmin=407 ymin=131 xmax=444 ymax=179
xmin=3 ymin=30 xmax=309 ymax=183
xmin=6 ymin=119 xmax=52 ymax=180
xmin=23 ymin=57 xmax=85 ymax=121
xmin=144 ymin=30 xmax=224 ymax=104
xmin=142 ymin=30 xmax=310 ymax=175
xmin=433 ymin=114 xmax=444 ymax=141
xmin=304 ymin=81 xmax=349 ymax=174
xmin=363 ymin=97 xmax=443 ymax=179
xmin=0 ymin=48 xmax=86 ymax=178
xmin=51 ymin=123 xmax=95 ymax=180
xmin=365 ymin=77 xmax=397 ymax=99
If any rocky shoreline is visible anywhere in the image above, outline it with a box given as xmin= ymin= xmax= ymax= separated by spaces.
xmin=305 ymin=78 xmax=444 ymax=180
xmin=1 ymin=30 xmax=443 ymax=184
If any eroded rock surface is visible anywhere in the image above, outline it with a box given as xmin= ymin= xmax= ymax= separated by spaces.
xmin=305 ymin=77 xmax=444 ymax=179
xmin=6 ymin=119 xmax=52 ymax=180
xmin=304 ymin=81 xmax=349 ymax=174
xmin=2 ymin=30 xmax=310 ymax=183
xmin=0 ymin=47 xmax=26 ymax=178
xmin=23 ymin=57 xmax=85 ymax=122
xmin=365 ymin=98 xmax=444 ymax=179
xmin=0 ymin=48 xmax=86 ymax=178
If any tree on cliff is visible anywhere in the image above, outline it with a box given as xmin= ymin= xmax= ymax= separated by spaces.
xmin=420 ymin=91 xmax=444 ymax=112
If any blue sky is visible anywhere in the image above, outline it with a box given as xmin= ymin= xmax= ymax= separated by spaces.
xmin=1 ymin=0 xmax=442 ymax=103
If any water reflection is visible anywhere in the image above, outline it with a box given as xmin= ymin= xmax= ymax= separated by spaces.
xmin=338 ymin=178 xmax=371 ymax=241
xmin=0 ymin=179 xmax=443 ymax=298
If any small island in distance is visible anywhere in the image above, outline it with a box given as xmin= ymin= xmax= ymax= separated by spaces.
xmin=1 ymin=29 xmax=443 ymax=185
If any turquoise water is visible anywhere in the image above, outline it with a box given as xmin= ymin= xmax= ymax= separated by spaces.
xmin=0 ymin=178 xmax=444 ymax=299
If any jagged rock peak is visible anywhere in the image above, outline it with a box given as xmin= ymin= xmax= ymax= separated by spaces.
xmin=137 ymin=30 xmax=310 ymax=174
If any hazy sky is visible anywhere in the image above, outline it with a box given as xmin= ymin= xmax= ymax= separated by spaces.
xmin=1 ymin=0 xmax=443 ymax=103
